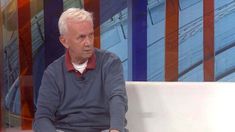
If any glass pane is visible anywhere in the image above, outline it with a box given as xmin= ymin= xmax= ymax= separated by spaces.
xmin=2 ymin=0 xmax=21 ymax=130
xmin=1 ymin=0 xmax=44 ymax=130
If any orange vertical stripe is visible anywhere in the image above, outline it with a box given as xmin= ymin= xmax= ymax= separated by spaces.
xmin=0 ymin=2 xmax=3 ymax=131
xmin=165 ymin=0 xmax=179 ymax=81
xmin=84 ymin=0 xmax=100 ymax=48
xmin=203 ymin=0 xmax=214 ymax=81
xmin=17 ymin=0 xmax=34 ymax=129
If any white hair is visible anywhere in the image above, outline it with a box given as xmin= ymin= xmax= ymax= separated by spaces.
xmin=58 ymin=8 xmax=93 ymax=35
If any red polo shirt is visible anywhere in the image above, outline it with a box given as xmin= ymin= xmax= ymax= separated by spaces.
xmin=65 ymin=50 xmax=96 ymax=77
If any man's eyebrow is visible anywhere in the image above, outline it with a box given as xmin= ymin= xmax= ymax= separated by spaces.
xmin=78 ymin=32 xmax=94 ymax=36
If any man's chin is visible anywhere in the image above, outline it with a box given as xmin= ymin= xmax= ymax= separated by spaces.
xmin=86 ymin=50 xmax=93 ymax=55
xmin=84 ymin=53 xmax=92 ymax=59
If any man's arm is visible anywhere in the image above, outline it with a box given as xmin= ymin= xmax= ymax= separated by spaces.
xmin=105 ymin=56 xmax=128 ymax=132
xmin=33 ymin=67 xmax=60 ymax=132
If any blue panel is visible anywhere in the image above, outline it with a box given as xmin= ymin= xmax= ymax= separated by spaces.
xmin=148 ymin=0 xmax=155 ymax=5
xmin=147 ymin=0 xmax=165 ymax=81
xmin=178 ymin=0 xmax=203 ymax=80
xmin=179 ymin=0 xmax=201 ymax=10
xmin=101 ymin=26 xmax=121 ymax=49
xmin=128 ymin=0 xmax=147 ymax=81
xmin=121 ymin=19 xmax=128 ymax=39
xmin=214 ymin=0 xmax=235 ymax=81
xmin=215 ymin=46 xmax=235 ymax=80
xmin=214 ymin=0 xmax=234 ymax=9
xmin=108 ymin=39 xmax=127 ymax=62
xmin=179 ymin=32 xmax=203 ymax=74
xmin=148 ymin=3 xmax=165 ymax=25
xmin=147 ymin=1 xmax=165 ymax=46
xmin=214 ymin=1 xmax=235 ymax=52
xmin=44 ymin=0 xmax=64 ymax=66
xmin=146 ymin=1 xmax=165 ymax=81
xmin=218 ymin=72 xmax=235 ymax=81
xmin=101 ymin=22 xmax=127 ymax=61
xmin=179 ymin=1 xmax=202 ymax=27
xmin=147 ymin=39 xmax=165 ymax=81
xmin=178 ymin=64 xmax=203 ymax=81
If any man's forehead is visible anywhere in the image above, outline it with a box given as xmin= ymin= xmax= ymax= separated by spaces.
xmin=67 ymin=19 xmax=93 ymax=25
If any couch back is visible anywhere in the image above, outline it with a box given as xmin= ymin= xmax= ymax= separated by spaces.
xmin=126 ymin=82 xmax=235 ymax=132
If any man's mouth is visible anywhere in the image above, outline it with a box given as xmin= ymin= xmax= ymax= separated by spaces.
xmin=84 ymin=49 xmax=91 ymax=52
xmin=84 ymin=49 xmax=93 ymax=54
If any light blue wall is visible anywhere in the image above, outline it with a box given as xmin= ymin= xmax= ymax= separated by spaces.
xmin=101 ymin=0 xmax=235 ymax=82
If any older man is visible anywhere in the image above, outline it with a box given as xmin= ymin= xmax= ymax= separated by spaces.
xmin=33 ymin=8 xmax=128 ymax=132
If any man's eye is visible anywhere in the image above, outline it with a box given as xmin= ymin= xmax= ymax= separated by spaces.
xmin=89 ymin=33 xmax=94 ymax=36
xmin=77 ymin=35 xmax=86 ymax=40
xmin=80 ymin=35 xmax=86 ymax=39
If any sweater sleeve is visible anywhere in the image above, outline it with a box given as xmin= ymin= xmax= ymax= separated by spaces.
xmin=104 ymin=56 xmax=128 ymax=132
xmin=33 ymin=67 xmax=60 ymax=132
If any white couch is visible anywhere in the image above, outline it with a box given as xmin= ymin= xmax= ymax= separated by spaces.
xmin=126 ymin=82 xmax=235 ymax=132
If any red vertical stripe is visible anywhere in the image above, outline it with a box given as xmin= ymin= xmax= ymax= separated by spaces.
xmin=203 ymin=0 xmax=215 ymax=81
xmin=17 ymin=0 xmax=34 ymax=129
xmin=84 ymin=0 xmax=101 ymax=48
xmin=0 ymin=2 xmax=3 ymax=131
xmin=165 ymin=0 xmax=179 ymax=81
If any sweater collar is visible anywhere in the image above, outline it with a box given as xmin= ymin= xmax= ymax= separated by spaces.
xmin=65 ymin=50 xmax=96 ymax=72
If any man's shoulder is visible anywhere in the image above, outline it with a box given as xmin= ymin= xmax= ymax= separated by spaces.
xmin=46 ymin=55 xmax=65 ymax=71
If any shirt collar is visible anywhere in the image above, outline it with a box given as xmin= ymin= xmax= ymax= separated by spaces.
xmin=65 ymin=50 xmax=96 ymax=72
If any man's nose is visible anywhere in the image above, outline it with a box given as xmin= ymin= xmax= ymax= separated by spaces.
xmin=84 ymin=36 xmax=92 ymax=46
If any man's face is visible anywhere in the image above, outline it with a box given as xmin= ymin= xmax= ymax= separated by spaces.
xmin=60 ymin=20 xmax=94 ymax=64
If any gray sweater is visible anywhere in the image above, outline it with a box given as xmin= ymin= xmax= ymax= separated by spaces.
xmin=33 ymin=49 xmax=128 ymax=132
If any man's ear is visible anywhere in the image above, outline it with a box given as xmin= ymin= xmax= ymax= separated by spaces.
xmin=59 ymin=35 xmax=69 ymax=48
